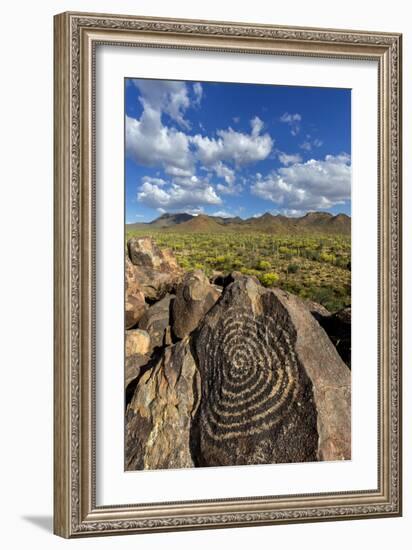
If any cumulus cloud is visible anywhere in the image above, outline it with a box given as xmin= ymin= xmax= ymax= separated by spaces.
xmin=126 ymin=110 xmax=194 ymax=174
xmin=280 ymin=112 xmax=302 ymax=136
xmin=192 ymin=117 xmax=272 ymax=167
xmin=132 ymin=79 xmax=192 ymax=128
xmin=216 ymin=182 xmax=243 ymax=195
xmin=251 ymin=153 xmax=351 ymax=210
xmin=138 ymin=181 xmax=222 ymax=210
xmin=127 ymin=81 xmax=276 ymax=212
xmin=278 ymin=152 xmax=302 ymax=166
xmin=141 ymin=176 xmax=167 ymax=186
xmin=211 ymin=161 xmax=235 ymax=184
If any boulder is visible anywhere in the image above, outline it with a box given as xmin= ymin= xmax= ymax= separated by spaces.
xmin=125 ymin=329 xmax=151 ymax=357
xmin=125 ymin=338 xmax=200 ymax=470
xmin=172 ymin=270 xmax=220 ymax=339
xmin=125 ymin=257 xmax=147 ymax=329
xmin=317 ymin=307 xmax=351 ymax=368
xmin=191 ymin=276 xmax=351 ymax=467
xmin=128 ymin=236 xmax=177 ymax=270
xmin=127 ymin=237 xmax=182 ymax=301
xmin=138 ymin=294 xmax=174 ymax=350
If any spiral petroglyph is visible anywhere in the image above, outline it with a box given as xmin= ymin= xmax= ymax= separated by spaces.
xmin=192 ymin=278 xmax=320 ymax=466
xmin=200 ymin=308 xmax=299 ymax=440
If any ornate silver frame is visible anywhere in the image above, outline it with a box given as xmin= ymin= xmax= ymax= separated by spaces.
xmin=53 ymin=11 xmax=402 ymax=538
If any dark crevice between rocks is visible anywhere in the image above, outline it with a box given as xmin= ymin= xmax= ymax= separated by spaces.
xmin=144 ymin=296 xmax=158 ymax=306
xmin=316 ymin=313 xmax=351 ymax=369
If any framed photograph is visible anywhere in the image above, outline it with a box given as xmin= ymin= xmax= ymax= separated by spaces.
xmin=53 ymin=11 xmax=402 ymax=537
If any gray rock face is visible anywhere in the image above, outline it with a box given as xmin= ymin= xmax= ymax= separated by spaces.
xmin=172 ymin=270 xmax=220 ymax=339
xmin=191 ymin=277 xmax=350 ymax=467
xmin=125 ymin=257 xmax=147 ymax=329
xmin=138 ymin=294 xmax=174 ymax=350
xmin=125 ymin=338 xmax=200 ymax=470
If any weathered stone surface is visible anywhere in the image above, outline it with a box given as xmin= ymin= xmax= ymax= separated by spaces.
xmin=125 ymin=353 xmax=151 ymax=389
xmin=125 ymin=338 xmax=200 ymax=470
xmin=125 ymin=329 xmax=151 ymax=357
xmin=138 ymin=294 xmax=174 ymax=350
xmin=317 ymin=307 xmax=351 ymax=368
xmin=125 ymin=257 xmax=147 ymax=329
xmin=172 ymin=270 xmax=220 ymax=339
xmin=128 ymin=236 xmax=180 ymax=271
xmin=191 ymin=277 xmax=350 ymax=467
xmin=127 ymin=237 xmax=182 ymax=301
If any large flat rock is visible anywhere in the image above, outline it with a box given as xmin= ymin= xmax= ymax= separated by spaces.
xmin=191 ymin=277 xmax=350 ymax=467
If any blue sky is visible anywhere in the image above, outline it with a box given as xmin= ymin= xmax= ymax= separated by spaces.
xmin=125 ymin=78 xmax=351 ymax=223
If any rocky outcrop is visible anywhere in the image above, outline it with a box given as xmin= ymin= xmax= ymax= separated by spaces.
xmin=127 ymin=237 xmax=182 ymax=301
xmin=191 ymin=277 xmax=350 ymax=466
xmin=138 ymin=294 xmax=174 ymax=351
xmin=124 ymin=238 xmax=351 ymax=471
xmin=125 ymin=338 xmax=200 ymax=470
xmin=172 ymin=270 xmax=220 ymax=339
xmin=125 ymin=257 xmax=147 ymax=329
xmin=128 ymin=236 xmax=179 ymax=271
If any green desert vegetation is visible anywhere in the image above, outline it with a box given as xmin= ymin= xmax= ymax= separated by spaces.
xmin=126 ymin=228 xmax=351 ymax=312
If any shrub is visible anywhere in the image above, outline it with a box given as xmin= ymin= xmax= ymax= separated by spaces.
xmin=320 ymin=252 xmax=336 ymax=264
xmin=287 ymin=263 xmax=299 ymax=274
xmin=256 ymin=260 xmax=271 ymax=271
xmin=259 ymin=272 xmax=280 ymax=287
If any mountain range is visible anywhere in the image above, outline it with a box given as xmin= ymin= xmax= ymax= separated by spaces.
xmin=127 ymin=211 xmax=351 ymax=235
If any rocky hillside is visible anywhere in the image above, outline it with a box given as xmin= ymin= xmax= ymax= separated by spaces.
xmin=127 ymin=211 xmax=351 ymax=235
xmin=125 ymin=237 xmax=351 ymax=470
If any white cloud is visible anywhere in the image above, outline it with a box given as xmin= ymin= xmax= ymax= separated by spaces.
xmin=280 ymin=112 xmax=302 ymax=136
xmin=251 ymin=116 xmax=264 ymax=137
xmin=212 ymin=210 xmax=234 ymax=218
xmin=185 ymin=207 xmax=205 ymax=216
xmin=216 ymin=182 xmax=243 ymax=195
xmin=300 ymin=137 xmax=323 ymax=151
xmin=232 ymin=116 xmax=240 ymax=124
xmin=133 ymin=79 xmax=191 ymax=128
xmin=272 ymin=208 xmax=306 ymax=217
xmin=138 ymin=181 xmax=222 ymax=210
xmin=141 ymin=176 xmax=167 ymax=186
xmin=212 ymin=161 xmax=235 ymax=184
xmin=193 ymin=82 xmax=203 ymax=106
xmin=251 ymin=153 xmax=351 ymax=210
xmin=278 ymin=152 xmax=302 ymax=166
xmin=126 ymin=110 xmax=194 ymax=174
xmin=192 ymin=119 xmax=272 ymax=167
